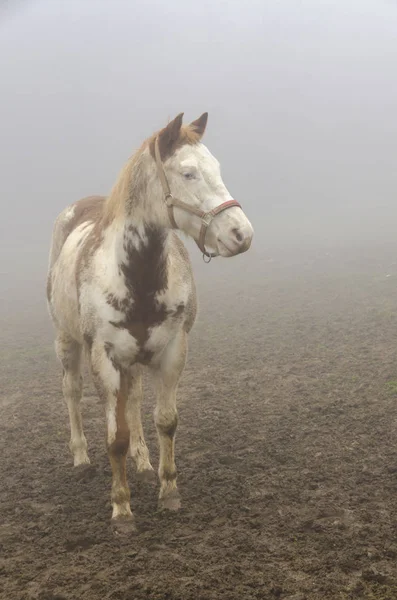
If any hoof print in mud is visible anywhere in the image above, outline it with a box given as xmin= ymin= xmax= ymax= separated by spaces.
xmin=64 ymin=536 xmax=96 ymax=552
xmin=136 ymin=468 xmax=156 ymax=484
xmin=73 ymin=464 xmax=98 ymax=483
xmin=158 ymin=491 xmax=181 ymax=512
xmin=111 ymin=517 xmax=137 ymax=536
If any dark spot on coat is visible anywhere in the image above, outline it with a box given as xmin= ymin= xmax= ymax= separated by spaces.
xmin=174 ymin=303 xmax=185 ymax=318
xmin=109 ymin=225 xmax=170 ymax=358
xmin=162 ymin=468 xmax=177 ymax=482
xmin=84 ymin=333 xmax=93 ymax=351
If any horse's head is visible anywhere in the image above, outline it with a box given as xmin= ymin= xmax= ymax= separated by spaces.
xmin=151 ymin=113 xmax=253 ymax=259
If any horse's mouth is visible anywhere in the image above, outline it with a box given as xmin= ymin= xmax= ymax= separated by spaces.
xmin=216 ymin=239 xmax=236 ymax=257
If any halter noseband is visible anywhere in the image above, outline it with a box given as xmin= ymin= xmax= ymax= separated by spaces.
xmin=154 ymin=137 xmax=241 ymax=261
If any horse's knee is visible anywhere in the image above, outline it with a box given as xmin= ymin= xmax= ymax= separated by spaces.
xmin=155 ymin=408 xmax=178 ymax=438
xmin=55 ymin=334 xmax=81 ymax=371
xmin=62 ymin=372 xmax=83 ymax=399
xmin=108 ymin=431 xmax=130 ymax=458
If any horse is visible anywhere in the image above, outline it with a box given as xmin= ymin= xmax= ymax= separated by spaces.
xmin=46 ymin=112 xmax=254 ymax=528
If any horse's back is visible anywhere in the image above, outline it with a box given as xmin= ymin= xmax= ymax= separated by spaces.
xmin=48 ymin=196 xmax=106 ymax=271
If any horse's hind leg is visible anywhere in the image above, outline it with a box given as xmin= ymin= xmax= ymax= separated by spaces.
xmin=89 ymin=342 xmax=134 ymax=524
xmin=127 ymin=365 xmax=154 ymax=481
xmin=55 ymin=331 xmax=90 ymax=466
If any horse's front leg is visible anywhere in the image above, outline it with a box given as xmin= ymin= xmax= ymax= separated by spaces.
xmin=127 ymin=365 xmax=154 ymax=480
xmin=150 ymin=330 xmax=187 ymax=511
xmin=90 ymin=343 xmax=134 ymax=525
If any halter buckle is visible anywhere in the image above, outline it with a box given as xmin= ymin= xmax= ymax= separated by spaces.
xmin=201 ymin=213 xmax=213 ymax=227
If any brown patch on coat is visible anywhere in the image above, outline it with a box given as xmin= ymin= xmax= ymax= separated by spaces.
xmin=47 ymin=196 xmax=107 ymax=306
xmin=113 ymin=370 xmax=130 ymax=452
xmin=109 ymin=225 xmax=169 ymax=362
xmin=108 ymin=371 xmax=131 ymax=504
xmin=83 ymin=333 xmax=93 ymax=351
xmin=173 ymin=303 xmax=185 ymax=319
xmin=135 ymin=349 xmax=154 ymax=365
xmin=75 ymin=197 xmax=108 ymax=257
xmin=71 ymin=196 xmax=113 ymax=309
xmin=64 ymin=196 xmax=106 ymax=240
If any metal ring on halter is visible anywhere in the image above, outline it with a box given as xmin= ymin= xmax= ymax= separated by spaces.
xmin=202 ymin=253 xmax=212 ymax=263
xmin=164 ymin=193 xmax=174 ymax=205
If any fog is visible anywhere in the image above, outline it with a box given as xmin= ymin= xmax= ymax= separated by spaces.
xmin=1 ymin=0 xmax=397 ymax=286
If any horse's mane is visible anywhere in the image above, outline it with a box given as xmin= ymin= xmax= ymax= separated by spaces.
xmin=103 ymin=124 xmax=201 ymax=225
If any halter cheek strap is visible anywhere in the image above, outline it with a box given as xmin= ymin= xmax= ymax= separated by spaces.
xmin=154 ymin=138 xmax=241 ymax=261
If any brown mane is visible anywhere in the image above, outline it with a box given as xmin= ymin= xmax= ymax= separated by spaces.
xmin=102 ymin=123 xmax=203 ymax=225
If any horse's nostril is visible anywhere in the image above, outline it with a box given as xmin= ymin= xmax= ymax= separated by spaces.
xmin=232 ymin=228 xmax=243 ymax=243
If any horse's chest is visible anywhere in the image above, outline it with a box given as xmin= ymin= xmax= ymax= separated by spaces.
xmin=106 ymin=290 xmax=187 ymax=366
xmin=144 ymin=301 xmax=185 ymax=352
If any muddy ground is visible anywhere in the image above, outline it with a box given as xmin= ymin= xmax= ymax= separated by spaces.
xmin=1 ymin=244 xmax=397 ymax=599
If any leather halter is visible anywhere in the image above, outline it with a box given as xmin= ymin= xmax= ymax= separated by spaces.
xmin=154 ymin=138 xmax=242 ymax=261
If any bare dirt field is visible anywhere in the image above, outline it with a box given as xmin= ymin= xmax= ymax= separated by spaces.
xmin=1 ymin=244 xmax=397 ymax=599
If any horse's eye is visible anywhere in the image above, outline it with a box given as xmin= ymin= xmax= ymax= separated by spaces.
xmin=183 ymin=172 xmax=195 ymax=180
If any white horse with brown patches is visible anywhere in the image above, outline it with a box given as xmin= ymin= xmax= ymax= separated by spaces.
xmin=47 ymin=112 xmax=253 ymax=528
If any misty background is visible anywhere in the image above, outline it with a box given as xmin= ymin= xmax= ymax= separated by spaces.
xmin=1 ymin=0 xmax=397 ymax=293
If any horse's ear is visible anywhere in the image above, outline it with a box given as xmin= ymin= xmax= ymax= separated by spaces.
xmin=190 ymin=112 xmax=208 ymax=138
xmin=157 ymin=113 xmax=184 ymax=158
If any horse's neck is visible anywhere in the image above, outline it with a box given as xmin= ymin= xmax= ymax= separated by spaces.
xmin=105 ymin=163 xmax=170 ymax=291
xmin=113 ymin=216 xmax=170 ymax=292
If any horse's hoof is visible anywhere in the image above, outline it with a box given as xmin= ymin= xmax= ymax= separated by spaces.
xmin=158 ymin=490 xmax=181 ymax=512
xmin=73 ymin=454 xmax=90 ymax=467
xmin=136 ymin=468 xmax=156 ymax=484
xmin=73 ymin=464 xmax=97 ymax=482
xmin=111 ymin=515 xmax=137 ymax=536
